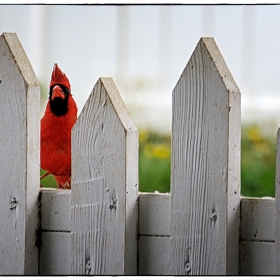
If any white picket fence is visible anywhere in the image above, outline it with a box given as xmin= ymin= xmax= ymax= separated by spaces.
xmin=0 ymin=32 xmax=279 ymax=276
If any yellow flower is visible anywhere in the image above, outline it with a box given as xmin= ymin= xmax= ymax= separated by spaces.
xmin=144 ymin=143 xmax=170 ymax=159
xmin=139 ymin=130 xmax=149 ymax=143
xmin=247 ymin=126 xmax=263 ymax=143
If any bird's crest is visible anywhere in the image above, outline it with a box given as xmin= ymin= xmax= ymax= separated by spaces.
xmin=50 ymin=63 xmax=71 ymax=89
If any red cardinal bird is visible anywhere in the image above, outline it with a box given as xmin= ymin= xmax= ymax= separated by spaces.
xmin=40 ymin=63 xmax=77 ymax=189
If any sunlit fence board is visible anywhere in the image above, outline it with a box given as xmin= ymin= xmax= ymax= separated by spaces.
xmin=71 ymin=78 xmax=138 ymax=275
xmin=170 ymin=37 xmax=241 ymax=275
xmin=0 ymin=32 xmax=40 ymax=275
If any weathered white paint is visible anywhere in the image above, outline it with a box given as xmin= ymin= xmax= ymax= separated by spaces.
xmin=0 ymin=32 xmax=40 ymax=275
xmin=38 ymin=188 xmax=279 ymax=276
xmin=139 ymin=193 xmax=170 ymax=236
xmin=240 ymin=197 xmax=276 ymax=276
xmin=123 ymin=101 xmax=138 ymax=275
xmin=40 ymin=232 xmax=71 ymax=275
xmin=138 ymin=236 xmax=170 ymax=275
xmin=240 ymin=241 xmax=275 ymax=275
xmin=71 ymin=78 xmax=138 ymax=275
xmin=138 ymin=193 xmax=170 ymax=275
xmin=41 ymin=188 xmax=71 ymax=231
xmin=39 ymin=188 xmax=71 ymax=275
xmin=275 ymin=128 xmax=280 ymax=274
xmin=170 ymin=37 xmax=241 ymax=275
xmin=241 ymin=197 xmax=275 ymax=242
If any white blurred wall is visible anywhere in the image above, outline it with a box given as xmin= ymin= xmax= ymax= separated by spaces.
xmin=1 ymin=5 xmax=280 ymax=134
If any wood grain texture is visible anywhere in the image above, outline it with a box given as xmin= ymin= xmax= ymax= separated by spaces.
xmin=138 ymin=236 xmax=170 ymax=275
xmin=275 ymin=128 xmax=280 ymax=274
xmin=41 ymin=188 xmax=71 ymax=231
xmin=71 ymin=78 xmax=138 ymax=275
xmin=170 ymin=37 xmax=241 ymax=275
xmin=40 ymin=232 xmax=71 ymax=275
xmin=0 ymin=33 xmax=40 ymax=275
xmin=241 ymin=197 xmax=275 ymax=242
xmin=240 ymin=241 xmax=275 ymax=275
xmin=139 ymin=193 xmax=170 ymax=236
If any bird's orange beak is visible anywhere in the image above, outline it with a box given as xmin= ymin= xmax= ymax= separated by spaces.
xmin=51 ymin=85 xmax=65 ymax=100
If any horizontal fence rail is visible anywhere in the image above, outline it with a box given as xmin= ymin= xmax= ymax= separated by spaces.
xmin=39 ymin=191 xmax=278 ymax=275
xmin=0 ymin=32 xmax=280 ymax=276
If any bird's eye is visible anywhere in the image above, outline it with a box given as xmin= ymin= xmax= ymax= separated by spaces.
xmin=64 ymin=87 xmax=70 ymax=95
xmin=49 ymin=84 xmax=70 ymax=97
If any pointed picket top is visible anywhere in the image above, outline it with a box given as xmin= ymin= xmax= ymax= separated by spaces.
xmin=0 ymin=33 xmax=40 ymax=274
xmin=1 ymin=33 xmax=39 ymax=86
xmin=170 ymin=37 xmax=241 ymax=275
xmin=71 ymin=77 xmax=138 ymax=275
xmin=75 ymin=77 xmax=137 ymax=135
xmin=200 ymin=37 xmax=239 ymax=93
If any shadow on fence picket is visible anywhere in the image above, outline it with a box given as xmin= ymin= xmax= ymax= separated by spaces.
xmin=0 ymin=32 xmax=279 ymax=276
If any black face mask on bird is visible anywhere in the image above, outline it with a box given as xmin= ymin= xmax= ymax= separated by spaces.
xmin=49 ymin=84 xmax=70 ymax=117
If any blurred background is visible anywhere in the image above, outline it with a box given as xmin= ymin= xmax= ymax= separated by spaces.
xmin=1 ymin=4 xmax=280 ymax=197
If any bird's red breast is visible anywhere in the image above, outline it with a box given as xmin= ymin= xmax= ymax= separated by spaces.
xmin=40 ymin=64 xmax=77 ymax=189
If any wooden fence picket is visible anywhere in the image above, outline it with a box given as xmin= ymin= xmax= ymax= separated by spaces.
xmin=275 ymin=128 xmax=280 ymax=274
xmin=0 ymin=33 xmax=40 ymax=275
xmin=170 ymin=37 xmax=241 ymax=275
xmin=71 ymin=78 xmax=138 ymax=275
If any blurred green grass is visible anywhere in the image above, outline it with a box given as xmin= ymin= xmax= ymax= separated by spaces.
xmin=41 ymin=124 xmax=277 ymax=198
xmin=241 ymin=125 xmax=276 ymax=197
xmin=139 ymin=125 xmax=276 ymax=197
xmin=139 ymin=130 xmax=171 ymax=193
